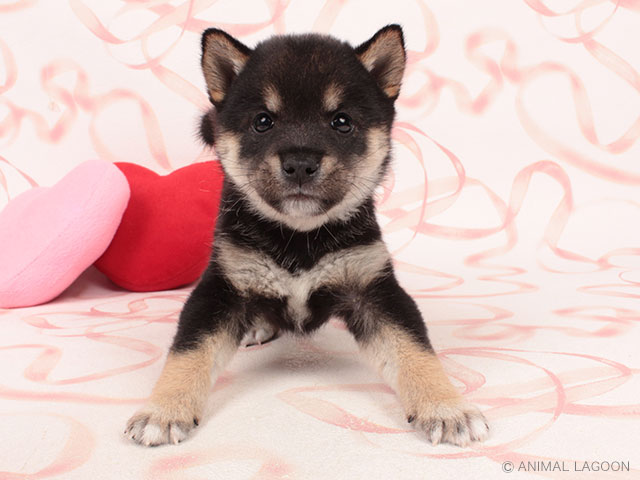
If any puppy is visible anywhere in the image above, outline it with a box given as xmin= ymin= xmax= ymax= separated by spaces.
xmin=125 ymin=25 xmax=489 ymax=447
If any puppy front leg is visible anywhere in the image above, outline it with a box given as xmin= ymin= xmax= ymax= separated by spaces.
xmin=347 ymin=275 xmax=489 ymax=446
xmin=125 ymin=272 xmax=245 ymax=446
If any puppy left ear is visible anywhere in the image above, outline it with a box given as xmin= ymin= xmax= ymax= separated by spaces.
xmin=355 ymin=25 xmax=406 ymax=99
xmin=201 ymin=28 xmax=252 ymax=105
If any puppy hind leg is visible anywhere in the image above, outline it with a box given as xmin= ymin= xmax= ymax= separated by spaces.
xmin=241 ymin=317 xmax=281 ymax=347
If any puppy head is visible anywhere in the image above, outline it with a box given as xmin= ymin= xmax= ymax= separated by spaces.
xmin=200 ymin=25 xmax=406 ymax=230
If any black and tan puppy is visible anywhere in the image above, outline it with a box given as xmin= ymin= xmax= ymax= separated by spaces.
xmin=125 ymin=25 xmax=489 ymax=447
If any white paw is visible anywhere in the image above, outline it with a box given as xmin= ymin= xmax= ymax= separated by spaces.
xmin=407 ymin=402 xmax=489 ymax=447
xmin=125 ymin=407 xmax=199 ymax=446
xmin=241 ymin=323 xmax=279 ymax=347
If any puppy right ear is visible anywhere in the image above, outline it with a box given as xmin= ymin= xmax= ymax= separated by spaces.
xmin=201 ymin=28 xmax=252 ymax=105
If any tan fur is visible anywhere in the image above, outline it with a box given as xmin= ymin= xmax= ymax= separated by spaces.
xmin=357 ymin=30 xmax=405 ymax=98
xmin=215 ymin=131 xmax=243 ymax=171
xmin=323 ymin=83 xmax=343 ymax=112
xmin=147 ymin=331 xmax=235 ymax=419
xmin=331 ymin=127 xmax=389 ymax=216
xmin=263 ymin=84 xmax=282 ymax=113
xmin=125 ymin=328 xmax=238 ymax=445
xmin=216 ymin=129 xmax=388 ymax=231
xmin=215 ymin=133 xmax=303 ymax=226
xmin=202 ymin=34 xmax=249 ymax=103
xmin=323 ymin=154 xmax=337 ymax=171
xmin=216 ymin=237 xmax=390 ymax=328
xmin=361 ymin=324 xmax=460 ymax=409
xmin=360 ymin=323 xmax=489 ymax=445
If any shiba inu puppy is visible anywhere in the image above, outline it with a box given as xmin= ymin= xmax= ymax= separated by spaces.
xmin=125 ymin=25 xmax=489 ymax=447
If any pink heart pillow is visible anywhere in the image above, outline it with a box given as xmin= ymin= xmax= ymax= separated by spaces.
xmin=0 ymin=161 xmax=130 ymax=308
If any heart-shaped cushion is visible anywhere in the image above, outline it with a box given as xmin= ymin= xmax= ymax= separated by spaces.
xmin=0 ymin=160 xmax=130 ymax=308
xmin=94 ymin=161 xmax=224 ymax=292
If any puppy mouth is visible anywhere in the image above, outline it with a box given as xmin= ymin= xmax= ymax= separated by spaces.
xmin=280 ymin=190 xmax=325 ymax=216
xmin=284 ymin=193 xmax=318 ymax=201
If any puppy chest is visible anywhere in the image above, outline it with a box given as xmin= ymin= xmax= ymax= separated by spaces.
xmin=216 ymin=240 xmax=391 ymax=321
xmin=225 ymin=259 xmax=329 ymax=320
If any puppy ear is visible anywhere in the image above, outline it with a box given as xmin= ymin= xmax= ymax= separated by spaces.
xmin=355 ymin=25 xmax=406 ymax=99
xmin=201 ymin=28 xmax=252 ymax=105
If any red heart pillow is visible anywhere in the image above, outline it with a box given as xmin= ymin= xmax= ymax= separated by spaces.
xmin=94 ymin=161 xmax=224 ymax=291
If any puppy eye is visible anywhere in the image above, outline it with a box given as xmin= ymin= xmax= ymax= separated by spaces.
xmin=253 ymin=113 xmax=274 ymax=133
xmin=330 ymin=113 xmax=353 ymax=134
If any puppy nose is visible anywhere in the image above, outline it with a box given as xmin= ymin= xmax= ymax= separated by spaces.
xmin=280 ymin=153 xmax=321 ymax=185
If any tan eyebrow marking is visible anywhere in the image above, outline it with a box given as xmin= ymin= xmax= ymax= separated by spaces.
xmin=323 ymin=83 xmax=344 ymax=112
xmin=263 ymin=84 xmax=281 ymax=113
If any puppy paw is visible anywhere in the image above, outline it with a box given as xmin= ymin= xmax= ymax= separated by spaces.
xmin=407 ymin=401 xmax=489 ymax=447
xmin=124 ymin=406 xmax=199 ymax=446
xmin=240 ymin=323 xmax=279 ymax=347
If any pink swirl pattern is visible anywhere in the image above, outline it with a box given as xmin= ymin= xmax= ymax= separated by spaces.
xmin=1 ymin=1 xmax=639 ymax=479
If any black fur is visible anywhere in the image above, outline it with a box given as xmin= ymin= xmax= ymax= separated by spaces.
xmin=171 ymin=262 xmax=246 ymax=351
xmin=127 ymin=26 xmax=489 ymax=450
xmin=199 ymin=111 xmax=215 ymax=146
xmin=217 ymin=180 xmax=382 ymax=273
xmin=172 ymin=25 xmax=431 ymax=354
xmin=201 ymin=29 xmax=399 ymax=216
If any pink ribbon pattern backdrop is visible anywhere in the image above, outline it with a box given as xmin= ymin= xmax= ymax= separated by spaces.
xmin=1 ymin=1 xmax=640 ymax=479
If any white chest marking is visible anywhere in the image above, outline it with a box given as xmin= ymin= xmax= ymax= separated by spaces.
xmin=216 ymin=239 xmax=390 ymax=326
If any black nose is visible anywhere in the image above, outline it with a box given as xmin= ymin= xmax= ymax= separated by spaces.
xmin=280 ymin=152 xmax=322 ymax=185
